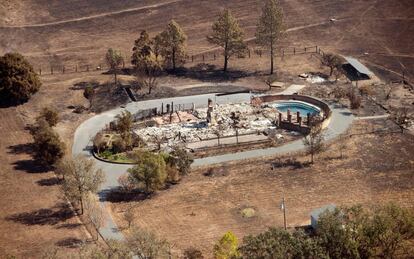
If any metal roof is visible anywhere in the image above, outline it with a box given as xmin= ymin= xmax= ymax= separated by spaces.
xmin=344 ymin=56 xmax=373 ymax=76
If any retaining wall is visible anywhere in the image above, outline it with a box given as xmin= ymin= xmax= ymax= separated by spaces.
xmin=252 ymin=94 xmax=332 ymax=131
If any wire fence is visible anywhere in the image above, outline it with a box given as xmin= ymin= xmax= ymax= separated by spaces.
xmin=34 ymin=45 xmax=319 ymax=76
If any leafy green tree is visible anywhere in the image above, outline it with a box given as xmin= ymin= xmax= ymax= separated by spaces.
xmin=256 ymin=0 xmax=284 ymax=75
xmin=240 ymin=228 xmax=326 ymax=259
xmin=58 ymin=155 xmax=105 ymax=214
xmin=316 ymin=208 xmax=363 ymax=259
xmin=370 ymin=203 xmax=414 ymax=258
xmin=37 ymin=107 xmax=59 ymax=127
xmin=116 ymin=111 xmax=133 ymax=134
xmin=105 ymin=48 xmax=124 ymax=85
xmin=207 ymin=9 xmax=247 ymax=72
xmin=213 ymin=231 xmax=239 ymax=259
xmin=30 ymin=118 xmax=65 ymax=165
xmin=128 ymin=151 xmax=167 ymax=193
xmin=167 ymin=146 xmax=194 ymax=175
xmin=0 ymin=53 xmax=41 ymax=106
xmin=131 ymin=31 xmax=162 ymax=94
xmin=159 ymin=20 xmax=187 ymax=71
xmin=321 ymin=53 xmax=342 ymax=76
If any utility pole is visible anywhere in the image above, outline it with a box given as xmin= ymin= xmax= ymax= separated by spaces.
xmin=280 ymin=197 xmax=287 ymax=230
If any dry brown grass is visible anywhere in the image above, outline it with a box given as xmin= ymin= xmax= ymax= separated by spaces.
xmin=0 ymin=108 xmax=89 ymax=258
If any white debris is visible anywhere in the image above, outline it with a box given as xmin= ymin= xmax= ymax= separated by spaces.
xmin=306 ymin=75 xmax=326 ymax=84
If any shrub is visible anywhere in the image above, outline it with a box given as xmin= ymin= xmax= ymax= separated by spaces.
xmin=0 ymin=53 xmax=41 ymax=106
xmin=127 ymin=151 xmax=167 ymax=193
xmin=30 ymin=118 xmax=65 ymax=165
xmin=118 ymin=173 xmax=135 ymax=193
xmin=183 ymin=247 xmax=204 ymax=259
xmin=38 ymin=107 xmax=59 ymax=127
xmin=166 ymin=165 xmax=180 ymax=184
xmin=83 ymin=85 xmax=95 ymax=99
xmin=213 ymin=231 xmax=239 ymax=259
xmin=168 ymin=146 xmax=194 ymax=176
xmin=100 ymin=150 xmax=113 ymax=159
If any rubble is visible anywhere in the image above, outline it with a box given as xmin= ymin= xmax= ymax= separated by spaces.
xmin=133 ymin=102 xmax=283 ymax=149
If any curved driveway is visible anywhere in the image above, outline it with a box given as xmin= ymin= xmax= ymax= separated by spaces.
xmin=72 ymin=91 xmax=354 ymax=241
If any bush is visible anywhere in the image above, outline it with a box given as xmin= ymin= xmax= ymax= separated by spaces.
xmin=83 ymin=85 xmax=95 ymax=99
xmin=30 ymin=118 xmax=65 ymax=165
xmin=112 ymin=138 xmax=127 ymax=154
xmin=38 ymin=107 xmax=59 ymax=127
xmin=183 ymin=247 xmax=204 ymax=259
xmin=118 ymin=173 xmax=135 ymax=193
xmin=100 ymin=150 xmax=113 ymax=159
xmin=166 ymin=165 xmax=180 ymax=184
xmin=213 ymin=231 xmax=239 ymax=259
xmin=0 ymin=53 xmax=41 ymax=106
xmin=128 ymin=151 xmax=167 ymax=193
xmin=168 ymin=146 xmax=194 ymax=176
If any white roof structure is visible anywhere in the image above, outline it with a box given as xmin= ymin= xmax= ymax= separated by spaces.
xmin=344 ymin=56 xmax=373 ymax=76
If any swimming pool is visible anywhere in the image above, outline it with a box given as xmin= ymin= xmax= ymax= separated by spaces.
xmin=272 ymin=101 xmax=321 ymax=116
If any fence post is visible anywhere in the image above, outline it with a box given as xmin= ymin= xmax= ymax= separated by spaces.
xmin=39 ymin=67 xmax=42 ymax=75
xmin=161 ymin=103 xmax=164 ymax=114
xmin=293 ymin=47 xmax=296 ymax=55
xmin=62 ymin=66 xmax=65 ymax=74
xmin=315 ymin=46 xmax=318 ymax=53
xmin=87 ymin=65 xmax=89 ymax=72
xmin=304 ymin=47 xmax=307 ymax=53
xmin=191 ymin=55 xmax=194 ymax=62
xmin=75 ymin=65 xmax=78 ymax=73
xmin=202 ymin=54 xmax=205 ymax=62
xmin=51 ymin=67 xmax=53 ymax=75
xmin=214 ymin=53 xmax=216 ymax=60
xmin=248 ymin=49 xmax=251 ymax=58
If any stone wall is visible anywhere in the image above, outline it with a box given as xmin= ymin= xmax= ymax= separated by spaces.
xmin=252 ymin=94 xmax=332 ymax=133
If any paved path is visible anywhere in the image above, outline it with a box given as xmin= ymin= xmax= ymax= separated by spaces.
xmin=354 ymin=114 xmax=389 ymax=120
xmin=72 ymin=90 xmax=354 ymax=242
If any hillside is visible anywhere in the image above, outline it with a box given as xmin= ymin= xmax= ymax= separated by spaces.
xmin=0 ymin=0 xmax=413 ymax=79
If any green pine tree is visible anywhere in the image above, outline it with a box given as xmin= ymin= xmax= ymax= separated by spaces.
xmin=256 ymin=0 xmax=284 ymax=75
xmin=160 ymin=20 xmax=187 ymax=71
xmin=207 ymin=9 xmax=247 ymax=72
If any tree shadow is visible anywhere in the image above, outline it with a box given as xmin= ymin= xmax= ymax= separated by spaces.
xmin=56 ymin=223 xmax=82 ymax=229
xmin=6 ymin=202 xmax=75 ymax=226
xmin=102 ymin=188 xmax=151 ymax=203
xmin=55 ymin=238 xmax=83 ymax=248
xmin=172 ymin=64 xmax=257 ymax=82
xmin=7 ymin=143 xmax=33 ymax=155
xmin=36 ymin=177 xmax=63 ymax=186
xmin=270 ymin=158 xmax=311 ymax=170
xmin=12 ymin=159 xmax=50 ymax=173
xmin=69 ymin=80 xmax=100 ymax=91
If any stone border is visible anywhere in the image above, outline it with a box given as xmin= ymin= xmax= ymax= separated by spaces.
xmin=252 ymin=94 xmax=332 ymax=131
xmin=92 ymin=150 xmax=135 ymax=165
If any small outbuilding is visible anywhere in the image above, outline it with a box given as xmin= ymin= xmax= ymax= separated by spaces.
xmin=310 ymin=204 xmax=336 ymax=229
xmin=343 ymin=56 xmax=374 ymax=81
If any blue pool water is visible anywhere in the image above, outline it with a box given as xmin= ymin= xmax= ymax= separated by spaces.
xmin=272 ymin=101 xmax=320 ymax=116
